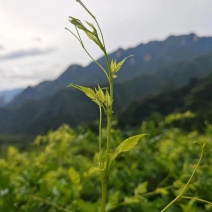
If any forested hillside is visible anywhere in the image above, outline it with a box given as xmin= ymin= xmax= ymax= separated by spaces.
xmin=118 ymin=73 xmax=212 ymax=130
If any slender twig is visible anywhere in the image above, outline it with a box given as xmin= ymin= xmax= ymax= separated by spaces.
xmin=66 ymin=26 xmax=109 ymax=80
xmin=65 ymin=28 xmax=81 ymax=42
xmin=99 ymin=106 xmax=103 ymax=165
xmin=76 ymin=26 xmax=109 ymax=80
xmin=76 ymin=0 xmax=110 ymax=73
xmin=161 ymin=143 xmax=205 ymax=212
xmin=142 ymin=185 xmax=173 ymax=198
xmin=76 ymin=0 xmax=105 ymax=48
xmin=182 ymin=196 xmax=212 ymax=206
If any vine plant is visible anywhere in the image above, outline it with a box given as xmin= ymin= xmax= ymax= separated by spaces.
xmin=66 ymin=1 xmax=210 ymax=211
xmin=66 ymin=2 xmax=145 ymax=211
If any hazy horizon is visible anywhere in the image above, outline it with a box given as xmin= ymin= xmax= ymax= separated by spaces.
xmin=1 ymin=0 xmax=212 ymax=91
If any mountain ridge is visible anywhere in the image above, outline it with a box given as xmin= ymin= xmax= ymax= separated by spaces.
xmin=9 ymin=33 xmax=212 ymax=107
xmin=1 ymin=51 xmax=212 ymax=135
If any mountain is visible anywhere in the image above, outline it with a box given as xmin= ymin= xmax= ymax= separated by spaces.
xmin=9 ymin=33 xmax=212 ymax=107
xmin=0 ymin=88 xmax=23 ymax=107
xmin=117 ymin=73 xmax=212 ymax=131
xmin=1 ymin=51 xmax=212 ymax=135
xmin=0 ymin=88 xmax=98 ymax=135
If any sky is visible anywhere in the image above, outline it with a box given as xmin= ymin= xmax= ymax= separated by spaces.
xmin=0 ymin=0 xmax=212 ymax=91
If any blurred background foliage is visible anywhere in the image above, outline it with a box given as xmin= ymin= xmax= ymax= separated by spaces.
xmin=1 ymin=115 xmax=212 ymax=211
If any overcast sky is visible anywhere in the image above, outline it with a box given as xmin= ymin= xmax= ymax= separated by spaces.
xmin=0 ymin=0 xmax=212 ymax=91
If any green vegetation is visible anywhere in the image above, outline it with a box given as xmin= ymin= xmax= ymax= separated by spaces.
xmin=118 ymin=74 xmax=212 ymax=131
xmin=0 ymin=121 xmax=212 ymax=211
xmin=0 ymin=1 xmax=212 ymax=211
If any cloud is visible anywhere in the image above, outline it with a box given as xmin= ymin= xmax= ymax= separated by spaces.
xmin=0 ymin=47 xmax=55 ymax=60
xmin=32 ymin=36 xmax=42 ymax=42
xmin=0 ymin=44 xmax=4 ymax=50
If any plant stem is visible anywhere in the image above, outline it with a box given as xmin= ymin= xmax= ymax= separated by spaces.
xmin=101 ymin=181 xmax=107 ymax=212
xmin=99 ymin=106 xmax=103 ymax=165
xmin=161 ymin=143 xmax=205 ymax=212
xmin=181 ymin=196 xmax=212 ymax=206
xmin=75 ymin=26 xmax=109 ymax=80
xmin=102 ymin=54 xmax=113 ymax=212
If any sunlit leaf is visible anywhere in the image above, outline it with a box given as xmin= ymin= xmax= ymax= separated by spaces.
xmin=68 ymin=167 xmax=80 ymax=185
xmin=69 ymin=83 xmax=97 ymax=101
xmin=85 ymin=21 xmax=97 ymax=34
xmin=95 ymin=85 xmax=105 ymax=104
xmin=112 ymin=134 xmax=147 ymax=159
xmin=134 ymin=181 xmax=148 ymax=195
xmin=156 ymin=188 xmax=169 ymax=196
xmin=87 ymin=167 xmax=102 ymax=176
xmin=110 ymin=55 xmax=133 ymax=75
xmin=85 ymin=31 xmax=103 ymax=50
xmin=105 ymin=90 xmax=112 ymax=107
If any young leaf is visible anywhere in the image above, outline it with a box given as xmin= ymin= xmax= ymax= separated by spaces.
xmin=85 ymin=31 xmax=104 ymax=50
xmin=85 ymin=21 xmax=97 ymax=35
xmin=112 ymin=134 xmax=147 ymax=159
xmin=87 ymin=167 xmax=102 ymax=176
xmin=69 ymin=83 xmax=96 ymax=101
xmin=70 ymin=17 xmax=90 ymax=32
xmin=110 ymin=55 xmax=133 ymax=75
xmin=68 ymin=167 xmax=80 ymax=185
xmin=95 ymin=85 xmax=105 ymax=103
xmin=134 ymin=181 xmax=148 ymax=195
xmin=110 ymin=59 xmax=117 ymax=73
xmin=105 ymin=90 xmax=112 ymax=107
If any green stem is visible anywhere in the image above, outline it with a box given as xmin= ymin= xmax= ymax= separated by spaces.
xmin=161 ymin=143 xmax=205 ymax=212
xmin=181 ymin=196 xmax=212 ymax=206
xmin=106 ymin=113 xmax=112 ymax=168
xmin=76 ymin=0 xmax=106 ymax=48
xmin=95 ymin=18 xmax=106 ymax=48
xmin=99 ymin=106 xmax=103 ymax=165
xmin=74 ymin=26 xmax=109 ymax=80
xmin=102 ymin=55 xmax=113 ymax=212
xmin=101 ymin=181 xmax=107 ymax=212
xmin=105 ymin=76 xmax=114 ymax=174
xmin=81 ymin=43 xmax=109 ymax=80
xmin=142 ymin=185 xmax=173 ymax=198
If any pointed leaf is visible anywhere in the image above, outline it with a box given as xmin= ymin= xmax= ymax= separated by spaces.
xmin=110 ymin=55 xmax=133 ymax=75
xmin=113 ymin=134 xmax=147 ymax=159
xmin=85 ymin=31 xmax=104 ymax=50
xmin=134 ymin=181 xmax=148 ymax=195
xmin=96 ymin=85 xmax=105 ymax=103
xmin=70 ymin=17 xmax=88 ymax=32
xmin=116 ymin=55 xmax=133 ymax=73
xmin=110 ymin=59 xmax=117 ymax=73
xmin=68 ymin=83 xmax=96 ymax=101
xmin=156 ymin=187 xmax=169 ymax=196
xmin=85 ymin=21 xmax=97 ymax=34
xmin=105 ymin=90 xmax=112 ymax=107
